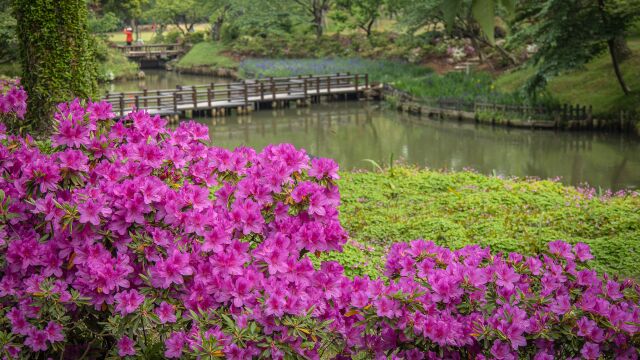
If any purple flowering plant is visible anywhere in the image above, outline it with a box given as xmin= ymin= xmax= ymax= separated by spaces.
xmin=0 ymin=79 xmax=27 ymax=135
xmin=0 ymin=84 xmax=639 ymax=359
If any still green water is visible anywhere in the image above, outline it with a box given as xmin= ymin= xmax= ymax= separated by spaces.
xmin=111 ymin=71 xmax=640 ymax=190
xmin=103 ymin=69 xmax=228 ymax=93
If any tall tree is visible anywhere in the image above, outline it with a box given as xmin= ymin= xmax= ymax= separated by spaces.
xmin=13 ymin=0 xmax=98 ymax=132
xmin=209 ymin=0 xmax=234 ymax=41
xmin=292 ymin=0 xmax=333 ymax=38
xmin=398 ymin=0 xmax=517 ymax=64
xmin=97 ymin=0 xmax=149 ymax=40
xmin=336 ymin=0 xmax=386 ymax=37
xmin=146 ymin=0 xmax=210 ymax=35
xmin=512 ymin=0 xmax=640 ymax=95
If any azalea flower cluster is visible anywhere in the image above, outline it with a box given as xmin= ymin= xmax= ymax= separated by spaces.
xmin=0 ymin=79 xmax=27 ymax=119
xmin=0 ymin=88 xmax=639 ymax=359
xmin=0 ymin=97 xmax=348 ymax=358
xmin=342 ymin=240 xmax=640 ymax=359
xmin=0 ymin=79 xmax=27 ymax=135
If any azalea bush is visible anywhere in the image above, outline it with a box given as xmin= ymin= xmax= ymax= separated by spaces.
xmin=0 ymin=79 xmax=27 ymax=134
xmin=0 ymin=85 xmax=639 ymax=359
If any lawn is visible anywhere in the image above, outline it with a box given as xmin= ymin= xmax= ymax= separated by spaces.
xmin=176 ymin=42 xmax=238 ymax=69
xmin=322 ymin=167 xmax=640 ymax=278
xmin=495 ymin=38 xmax=640 ymax=115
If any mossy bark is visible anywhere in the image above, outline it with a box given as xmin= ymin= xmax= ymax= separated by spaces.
xmin=13 ymin=0 xmax=98 ymax=134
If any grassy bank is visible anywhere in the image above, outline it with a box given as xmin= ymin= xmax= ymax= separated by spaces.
xmin=96 ymin=42 xmax=139 ymax=81
xmin=239 ymin=58 xmax=521 ymax=103
xmin=495 ymin=38 xmax=640 ymax=115
xmin=175 ymin=42 xmax=237 ymax=70
xmin=0 ymin=62 xmax=21 ymax=78
xmin=324 ymin=167 xmax=640 ymax=278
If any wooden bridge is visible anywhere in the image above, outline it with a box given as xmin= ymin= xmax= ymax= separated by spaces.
xmin=113 ymin=44 xmax=186 ymax=65
xmin=103 ymin=73 xmax=370 ymax=118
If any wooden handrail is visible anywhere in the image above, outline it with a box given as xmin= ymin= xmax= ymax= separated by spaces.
xmin=103 ymin=73 xmax=370 ymax=115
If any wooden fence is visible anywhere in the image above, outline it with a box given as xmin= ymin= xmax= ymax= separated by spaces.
xmin=382 ymin=85 xmax=637 ymax=132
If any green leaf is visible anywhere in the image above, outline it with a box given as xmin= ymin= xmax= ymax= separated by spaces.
xmin=498 ymin=0 xmax=514 ymax=14
xmin=441 ymin=0 xmax=463 ymax=31
xmin=472 ymin=0 xmax=495 ymax=44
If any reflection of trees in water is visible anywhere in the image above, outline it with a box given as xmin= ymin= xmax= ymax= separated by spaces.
xmin=200 ymin=103 xmax=639 ymax=189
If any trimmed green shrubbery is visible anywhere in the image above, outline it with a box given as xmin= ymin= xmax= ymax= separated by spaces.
xmin=324 ymin=167 xmax=640 ymax=278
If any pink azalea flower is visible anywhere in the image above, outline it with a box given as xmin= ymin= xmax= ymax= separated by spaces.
xmin=114 ymin=290 xmax=145 ymax=316
xmin=164 ymin=332 xmax=186 ymax=358
xmin=117 ymin=335 xmax=136 ymax=356
xmin=155 ymin=302 xmax=177 ymax=323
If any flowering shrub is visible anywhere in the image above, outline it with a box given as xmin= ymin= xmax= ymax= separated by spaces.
xmin=0 ymin=85 xmax=639 ymax=359
xmin=342 ymin=240 xmax=640 ymax=359
xmin=0 ymin=79 xmax=27 ymax=134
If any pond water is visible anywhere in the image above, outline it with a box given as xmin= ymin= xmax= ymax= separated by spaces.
xmin=102 ymin=69 xmax=229 ymax=93
xmin=110 ymin=71 xmax=640 ymax=190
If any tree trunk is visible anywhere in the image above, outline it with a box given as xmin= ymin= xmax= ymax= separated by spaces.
xmin=314 ymin=10 xmax=324 ymax=38
xmin=612 ymin=35 xmax=631 ymax=61
xmin=364 ymin=18 xmax=375 ymax=37
xmin=211 ymin=16 xmax=224 ymax=41
xmin=13 ymin=0 xmax=98 ymax=133
xmin=598 ymin=0 xmax=630 ymax=94
xmin=607 ymin=38 xmax=631 ymax=95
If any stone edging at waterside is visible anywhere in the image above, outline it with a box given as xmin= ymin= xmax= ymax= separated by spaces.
xmin=376 ymin=84 xmax=639 ymax=134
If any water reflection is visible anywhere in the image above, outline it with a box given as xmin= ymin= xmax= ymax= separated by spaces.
xmin=198 ymin=102 xmax=640 ymax=190
xmin=102 ymin=69 xmax=229 ymax=93
xmin=106 ymin=71 xmax=639 ymax=189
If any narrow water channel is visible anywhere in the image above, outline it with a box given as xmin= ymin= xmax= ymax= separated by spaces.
xmin=109 ymin=71 xmax=640 ymax=190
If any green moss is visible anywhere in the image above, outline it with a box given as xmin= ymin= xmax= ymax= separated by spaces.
xmin=176 ymin=42 xmax=238 ymax=69
xmin=328 ymin=167 xmax=640 ymax=278
xmin=494 ymin=38 xmax=640 ymax=115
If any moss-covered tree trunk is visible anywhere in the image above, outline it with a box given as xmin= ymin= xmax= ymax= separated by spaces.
xmin=13 ymin=0 xmax=98 ymax=134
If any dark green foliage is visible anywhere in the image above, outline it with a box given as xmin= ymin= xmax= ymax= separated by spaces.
xmin=511 ymin=0 xmax=640 ymax=96
xmin=0 ymin=0 xmax=18 ymax=63
xmin=13 ymin=0 xmax=98 ymax=133
xmin=88 ymin=11 xmax=121 ymax=33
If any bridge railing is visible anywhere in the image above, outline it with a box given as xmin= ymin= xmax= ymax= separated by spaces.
xmin=103 ymin=73 xmax=369 ymax=116
xmin=114 ymin=43 xmax=186 ymax=58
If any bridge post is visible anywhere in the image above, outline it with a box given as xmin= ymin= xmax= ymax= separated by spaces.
xmin=243 ymin=82 xmax=249 ymax=108
xmin=192 ymin=87 xmax=197 ymax=109
xmin=173 ymin=93 xmax=178 ymax=114
xmin=143 ymin=89 xmax=148 ymax=108
xmin=327 ymin=75 xmax=331 ymax=94
xmin=303 ymin=78 xmax=308 ymax=98
xmin=119 ymin=96 xmax=124 ymax=117
xmin=207 ymin=88 xmax=212 ymax=107
xmin=156 ymin=90 xmax=161 ymax=109
xmin=260 ymin=81 xmax=265 ymax=101
xmin=135 ymin=95 xmax=140 ymax=110
xmin=365 ymin=73 xmax=369 ymax=89
xmin=270 ymin=77 xmax=275 ymax=101
xmin=355 ymin=74 xmax=359 ymax=92
xmin=316 ymin=77 xmax=320 ymax=96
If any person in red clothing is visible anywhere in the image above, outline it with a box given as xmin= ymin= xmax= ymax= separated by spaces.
xmin=124 ymin=27 xmax=133 ymax=46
